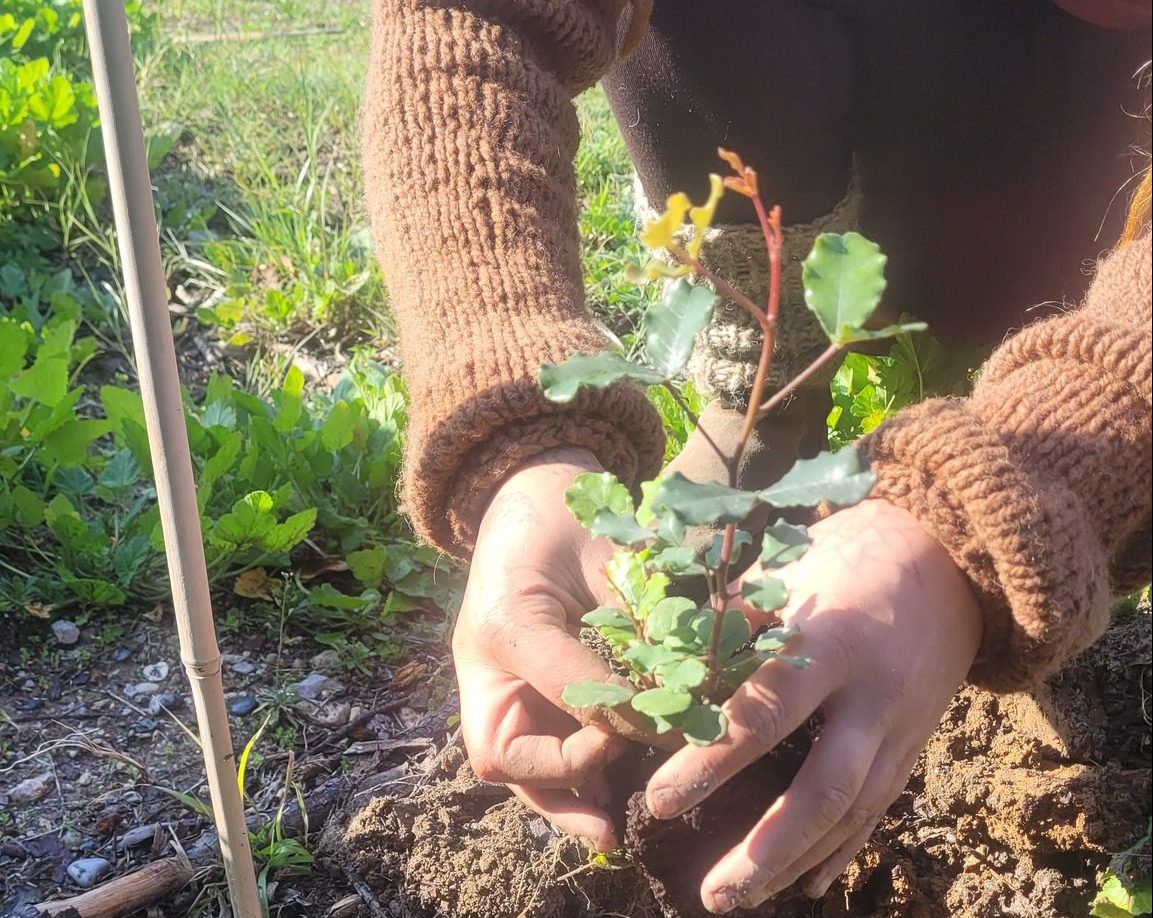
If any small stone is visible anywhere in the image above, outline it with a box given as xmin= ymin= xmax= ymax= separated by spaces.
xmin=312 ymin=701 xmax=351 ymax=728
xmin=67 ymin=856 xmax=112 ymax=888
xmin=147 ymin=693 xmax=183 ymax=715
xmin=310 ymin=649 xmax=342 ymax=671
xmin=52 ymin=620 xmax=81 ymax=645
xmin=9 ymin=772 xmax=54 ymax=804
xmin=230 ymin=661 xmax=257 ymax=676
xmin=229 ymin=696 xmax=258 ymax=717
xmin=118 ymin=825 xmax=158 ymax=851
xmin=60 ymin=828 xmax=85 ymax=850
xmin=293 ymin=673 xmax=333 ymax=701
xmin=131 ymin=682 xmax=161 ymax=696
xmin=16 ymin=698 xmax=44 ymax=713
xmin=141 ymin=661 xmax=170 ymax=682
xmin=111 ymin=646 xmax=133 ymax=663
xmin=220 ymin=653 xmax=245 ymax=664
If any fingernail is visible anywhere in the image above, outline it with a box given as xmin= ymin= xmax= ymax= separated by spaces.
xmin=707 ymin=889 xmax=740 ymax=914
xmin=647 ymin=786 xmax=675 ymax=819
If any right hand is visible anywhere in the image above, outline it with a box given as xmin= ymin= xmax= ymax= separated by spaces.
xmin=451 ymin=447 xmax=630 ymax=851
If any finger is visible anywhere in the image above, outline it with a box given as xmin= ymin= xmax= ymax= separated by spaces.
xmin=799 ymin=750 xmax=919 ymax=900
xmin=495 ymin=723 xmax=627 ymax=787
xmin=456 ymin=660 xmax=627 ymax=787
xmin=647 ymin=641 xmax=841 ymax=819
xmin=698 ymin=722 xmax=881 ymax=912
xmin=509 ymin=784 xmax=621 ymax=853
xmin=486 ymin=618 xmax=618 ymax=712
xmin=800 ymin=814 xmax=885 ymax=900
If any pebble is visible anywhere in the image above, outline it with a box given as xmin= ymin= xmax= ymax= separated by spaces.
xmin=312 ymin=701 xmax=352 ymax=728
xmin=128 ymin=682 xmax=161 ymax=696
xmin=118 ymin=825 xmax=158 ymax=850
xmin=67 ymin=856 xmax=112 ymax=888
xmin=229 ymin=696 xmax=258 ymax=717
xmin=293 ymin=673 xmax=334 ymax=701
xmin=230 ymin=660 xmax=257 ymax=676
xmin=111 ymin=646 xmax=133 ymax=663
xmin=142 ymin=661 xmax=170 ymax=682
xmin=9 ymin=772 xmax=54 ymax=805
xmin=51 ymin=620 xmax=80 ymax=645
xmin=310 ymin=649 xmax=342 ymax=671
xmin=147 ymin=693 xmax=184 ymax=715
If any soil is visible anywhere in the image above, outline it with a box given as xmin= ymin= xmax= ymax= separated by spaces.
xmin=334 ymin=606 xmax=1152 ymax=918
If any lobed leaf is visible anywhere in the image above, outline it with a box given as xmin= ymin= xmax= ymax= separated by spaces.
xmin=760 ymin=447 xmax=875 ymax=508
xmin=760 ymin=521 xmax=811 ymax=568
xmin=802 ymin=232 xmax=888 ymax=345
xmin=540 ymin=352 xmax=665 ymax=403
xmin=565 ymin=471 xmax=634 ymax=527
xmin=740 ymin=575 xmax=789 ymax=613
xmin=680 ymin=703 xmax=728 ymax=746
xmin=645 ymin=279 xmax=716 ymax=377
xmin=563 ymin=681 xmax=636 ymax=709
xmin=653 ymin=472 xmax=760 ymax=526
xmin=631 ymin=686 xmax=693 ymax=717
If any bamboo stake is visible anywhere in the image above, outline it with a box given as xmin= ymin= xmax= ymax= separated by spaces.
xmin=79 ymin=2 xmax=261 ymax=915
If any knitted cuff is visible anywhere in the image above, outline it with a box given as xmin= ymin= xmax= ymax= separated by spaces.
xmin=861 ymin=400 xmax=1113 ymax=692
xmin=405 ymin=378 xmax=665 ymax=559
xmin=635 ymin=171 xmax=863 ymax=406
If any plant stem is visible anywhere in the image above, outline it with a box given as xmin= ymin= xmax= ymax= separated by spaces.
xmin=755 ymin=343 xmax=843 ymax=419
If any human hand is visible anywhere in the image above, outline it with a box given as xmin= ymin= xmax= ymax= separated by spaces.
xmin=644 ymin=499 xmax=983 ymax=913
xmin=451 ymin=447 xmax=631 ymax=851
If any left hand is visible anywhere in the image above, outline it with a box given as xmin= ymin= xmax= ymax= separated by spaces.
xmin=644 ymin=499 xmax=983 ymax=914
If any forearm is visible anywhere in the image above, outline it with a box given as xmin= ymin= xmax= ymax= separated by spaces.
xmin=862 ymin=233 xmax=1152 ymax=690
xmin=362 ymin=0 xmax=663 ymax=557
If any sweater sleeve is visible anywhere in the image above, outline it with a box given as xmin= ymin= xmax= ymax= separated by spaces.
xmin=362 ymin=0 xmax=664 ymax=558
xmin=862 ymin=233 xmax=1152 ymax=691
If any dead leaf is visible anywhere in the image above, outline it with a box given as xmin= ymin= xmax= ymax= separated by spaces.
xmin=25 ymin=602 xmax=51 ymax=620
xmin=296 ymin=558 xmax=349 ymax=581
xmin=391 ymin=660 xmax=429 ymax=689
xmin=233 ymin=568 xmax=274 ymax=600
xmin=144 ymin=604 xmax=166 ymax=622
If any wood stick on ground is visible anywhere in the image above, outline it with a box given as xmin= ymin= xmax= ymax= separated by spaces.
xmin=26 ymin=776 xmax=351 ymax=918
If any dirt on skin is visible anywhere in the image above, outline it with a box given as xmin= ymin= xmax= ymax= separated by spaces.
xmin=337 ymin=608 xmax=1151 ymax=918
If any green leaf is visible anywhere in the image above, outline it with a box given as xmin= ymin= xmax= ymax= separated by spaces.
xmin=581 ymin=607 xmax=634 ymax=630
xmin=67 ymin=578 xmax=127 ymax=606
xmin=760 ymin=521 xmax=811 ymax=568
xmin=802 ymin=232 xmax=888 ymax=345
xmin=704 ymin=529 xmax=753 ymax=568
xmin=263 ymin=508 xmax=316 ymax=553
xmin=1092 ymin=873 xmax=1153 ymax=918
xmin=648 ymin=545 xmax=704 ymax=575
xmin=540 ymin=352 xmax=665 ymax=403
xmin=622 ymin=642 xmax=684 ymax=673
xmin=760 ymin=447 xmax=875 ymax=508
xmin=565 ymin=471 xmax=633 ymax=527
xmin=320 ymin=401 xmax=355 ymax=450
xmin=562 ymin=681 xmax=636 ymax=709
xmin=347 ymin=546 xmax=387 ymax=586
xmin=631 ymin=687 xmax=693 ymax=717
xmin=645 ymin=279 xmax=716 ymax=377
xmin=10 ymin=353 xmax=69 ymax=406
xmin=753 ymin=625 xmax=800 ymax=657
xmin=0 ymin=319 xmax=29 ymax=376
xmin=606 ymin=549 xmax=647 ymax=610
xmin=658 ymin=658 xmax=708 ymax=693
xmin=42 ymin=419 xmax=109 ymax=467
xmin=98 ymin=450 xmax=140 ymax=492
xmin=215 ymin=490 xmax=276 ymax=545
xmin=652 ymin=472 xmax=760 ymax=526
xmin=308 ymin=582 xmax=376 ymax=611
xmin=589 ymin=510 xmax=655 ymax=546
xmin=836 ymin=321 xmax=928 ymax=346
xmin=740 ymin=576 xmax=789 ymax=613
xmin=646 ymin=596 xmax=698 ymax=642
xmin=680 ymin=703 xmax=728 ymax=746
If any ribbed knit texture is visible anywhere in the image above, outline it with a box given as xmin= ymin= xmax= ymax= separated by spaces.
xmin=863 ymin=234 xmax=1152 ymax=691
xmin=362 ymin=0 xmax=665 ymax=557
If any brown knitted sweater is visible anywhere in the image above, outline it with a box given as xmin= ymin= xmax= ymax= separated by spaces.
xmin=362 ymin=0 xmax=1151 ymax=689
xmin=863 ymin=233 xmax=1151 ymax=691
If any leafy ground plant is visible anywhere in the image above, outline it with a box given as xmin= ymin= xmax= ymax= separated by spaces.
xmin=540 ymin=150 xmax=924 ymax=744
